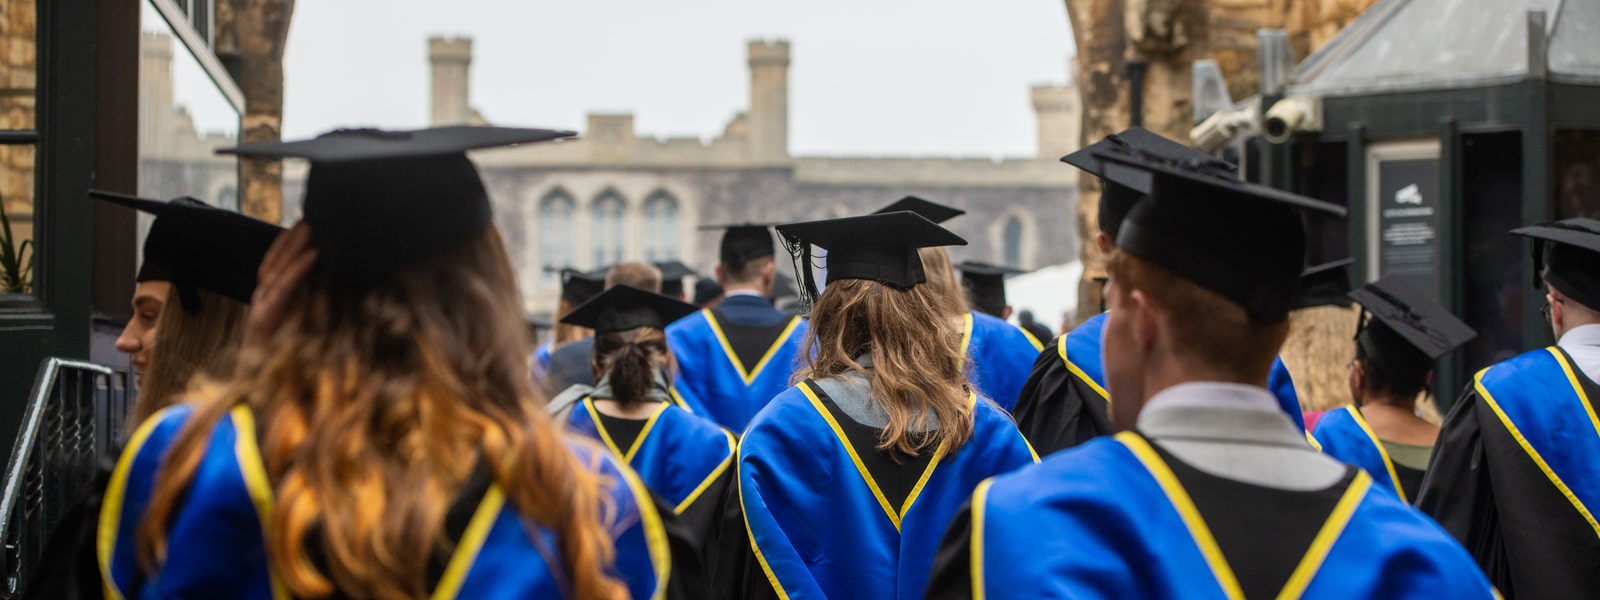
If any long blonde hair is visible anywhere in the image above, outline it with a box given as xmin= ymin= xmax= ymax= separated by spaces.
xmin=138 ymin=227 xmax=626 ymax=600
xmin=134 ymin=289 xmax=249 ymax=424
xmin=917 ymin=247 xmax=968 ymax=318
xmin=796 ymin=279 xmax=974 ymax=456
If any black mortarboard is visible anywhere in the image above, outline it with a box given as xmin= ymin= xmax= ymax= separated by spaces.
xmin=547 ymin=266 xmax=608 ymax=306
xmin=874 ymin=196 xmax=965 ymax=224
xmin=958 ymin=261 xmax=1026 ymax=318
xmin=700 ymin=223 xmax=778 ymax=269
xmin=1349 ymin=275 xmax=1475 ymax=368
xmin=1062 ymin=127 xmax=1236 ymax=238
xmin=221 ymin=126 xmax=575 ymax=286
xmin=655 ymin=260 xmax=696 ymax=299
xmin=90 ymin=191 xmax=283 ymax=312
xmin=775 ymin=211 xmax=966 ymax=312
xmin=1096 ymin=148 xmax=1345 ymax=323
xmin=560 ymin=284 xmax=700 ymax=334
xmin=692 ymin=278 xmax=724 ymax=307
xmin=1511 ymin=218 xmax=1600 ymax=311
xmin=1292 ymin=258 xmax=1355 ymax=310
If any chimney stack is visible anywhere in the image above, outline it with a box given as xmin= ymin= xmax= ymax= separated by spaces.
xmin=429 ymin=36 xmax=473 ymax=126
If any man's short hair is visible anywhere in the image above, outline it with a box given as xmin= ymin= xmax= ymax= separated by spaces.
xmin=606 ymin=262 xmax=662 ymax=293
xmin=723 ymin=255 xmax=773 ymax=284
xmin=1107 ymin=252 xmax=1288 ymax=383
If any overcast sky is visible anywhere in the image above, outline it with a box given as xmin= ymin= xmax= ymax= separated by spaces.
xmin=281 ymin=0 xmax=1075 ymax=159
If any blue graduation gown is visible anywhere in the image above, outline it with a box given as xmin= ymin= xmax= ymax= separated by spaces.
xmin=960 ymin=312 xmax=1044 ymax=413
xmin=1313 ymin=405 xmax=1422 ymax=502
xmin=735 ymin=381 xmax=1038 ymax=600
xmin=931 ymin=431 xmax=1494 ymax=599
xmin=564 ymin=397 xmax=736 ymax=518
xmin=1012 ymin=312 xmax=1307 ymax=455
xmin=100 ymin=404 xmax=674 ymax=600
xmin=666 ymin=305 xmax=807 ymax=432
xmin=1416 ymin=346 xmax=1600 ymax=596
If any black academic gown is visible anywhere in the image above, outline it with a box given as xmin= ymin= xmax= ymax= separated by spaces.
xmin=1011 ymin=330 xmax=1114 ymax=456
xmin=1416 ymin=346 xmax=1600 ymax=598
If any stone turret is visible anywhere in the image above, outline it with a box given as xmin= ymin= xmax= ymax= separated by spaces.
xmin=429 ymin=36 xmax=473 ymax=126
xmin=746 ymin=39 xmax=790 ymax=163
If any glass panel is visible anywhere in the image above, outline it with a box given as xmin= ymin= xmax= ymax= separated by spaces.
xmin=1002 ymin=218 xmax=1023 ymax=268
xmin=1461 ymin=131 xmax=1526 ymax=369
xmin=139 ymin=1 xmax=239 ymax=210
xmin=0 ymin=0 xmax=34 ymax=297
xmin=643 ymin=192 xmax=678 ymax=262
xmin=1555 ymin=129 xmax=1600 ymax=220
xmin=592 ymin=192 xmax=624 ymax=266
xmin=539 ymin=190 xmax=574 ymax=282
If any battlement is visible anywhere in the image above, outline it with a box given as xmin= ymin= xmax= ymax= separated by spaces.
xmin=428 ymin=36 xmax=473 ymax=63
xmin=747 ymin=39 xmax=791 ymax=66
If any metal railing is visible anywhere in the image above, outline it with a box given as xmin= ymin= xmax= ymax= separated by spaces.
xmin=0 ymin=358 xmax=128 ymax=598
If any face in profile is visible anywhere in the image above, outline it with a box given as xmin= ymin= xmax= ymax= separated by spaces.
xmin=114 ymin=280 xmax=172 ymax=388
xmin=1101 ymin=278 xmax=1145 ymax=429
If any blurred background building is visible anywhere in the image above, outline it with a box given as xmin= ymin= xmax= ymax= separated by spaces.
xmin=284 ymin=38 xmax=1083 ymax=319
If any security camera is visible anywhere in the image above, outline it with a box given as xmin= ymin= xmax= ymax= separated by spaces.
xmin=1263 ymin=97 xmax=1321 ymax=144
xmin=1189 ymin=107 xmax=1256 ymax=153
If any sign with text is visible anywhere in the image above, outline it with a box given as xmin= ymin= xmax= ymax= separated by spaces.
xmin=1367 ymin=141 xmax=1442 ymax=301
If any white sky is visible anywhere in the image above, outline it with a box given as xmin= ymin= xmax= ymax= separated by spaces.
xmin=281 ymin=0 xmax=1075 ymax=159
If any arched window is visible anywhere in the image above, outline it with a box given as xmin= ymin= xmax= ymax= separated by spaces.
xmin=643 ymin=191 xmax=679 ymax=261
xmin=1002 ymin=217 xmax=1024 ymax=269
xmin=539 ymin=188 xmax=576 ymax=283
xmin=592 ymin=190 xmax=626 ymax=266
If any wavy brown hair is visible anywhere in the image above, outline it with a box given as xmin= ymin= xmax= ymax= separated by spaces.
xmin=796 ymin=279 xmax=974 ymax=456
xmin=917 ymin=247 xmax=967 ymax=318
xmin=591 ymin=327 xmax=675 ymax=404
xmin=134 ymin=289 xmax=249 ymax=424
xmin=136 ymin=226 xmax=627 ymax=600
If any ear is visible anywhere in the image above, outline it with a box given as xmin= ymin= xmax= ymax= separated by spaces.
xmin=1001 ymin=306 xmax=1014 ymax=320
xmin=714 ymin=264 xmax=727 ymax=286
xmin=1129 ymin=289 xmax=1158 ymax=352
xmin=1095 ymin=232 xmax=1115 ymax=255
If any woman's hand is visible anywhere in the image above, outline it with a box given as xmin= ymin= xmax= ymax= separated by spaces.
xmin=241 ymin=222 xmax=317 ymax=357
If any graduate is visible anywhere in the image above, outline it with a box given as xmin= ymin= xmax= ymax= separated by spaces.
xmin=533 ymin=265 xmax=605 ymax=388
xmin=874 ymin=197 xmax=1043 ymax=412
xmin=1313 ymin=275 xmax=1475 ymax=502
xmin=667 ymin=223 xmax=808 ymax=432
xmin=1011 ymin=127 xmax=1307 ymax=456
xmin=99 ymin=126 xmax=697 ymax=600
xmin=26 ymin=192 xmax=281 ymax=600
xmin=656 ymin=259 xmax=697 ymax=301
xmin=545 ymin=262 xmax=663 ymax=393
xmin=1416 ymin=218 xmax=1600 ymax=596
xmin=724 ymin=211 xmax=1037 ymax=600
xmin=550 ymin=285 xmax=736 ymax=558
xmin=926 ymin=144 xmax=1492 ymax=600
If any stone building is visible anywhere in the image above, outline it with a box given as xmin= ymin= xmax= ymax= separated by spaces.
xmin=282 ymin=38 xmax=1082 ymax=316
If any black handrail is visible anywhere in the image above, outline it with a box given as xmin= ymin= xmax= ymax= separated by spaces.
xmin=0 ymin=358 xmax=127 ymax=598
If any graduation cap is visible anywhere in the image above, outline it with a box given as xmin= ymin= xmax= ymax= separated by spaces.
xmin=654 ymin=260 xmax=696 ymax=299
xmin=90 ymin=190 xmax=283 ymax=313
xmin=1094 ymin=148 xmax=1344 ymax=323
xmin=692 ymin=278 xmax=724 ymax=307
xmin=775 ymin=211 xmax=966 ymax=312
xmin=1511 ymin=218 xmax=1600 ymax=311
xmin=546 ymin=265 xmax=608 ymax=306
xmin=1062 ymin=127 xmax=1235 ymax=238
xmin=1348 ymin=275 xmax=1475 ymax=372
xmin=1292 ymin=258 xmax=1355 ymax=310
xmin=873 ymin=196 xmax=965 ymax=224
xmin=699 ymin=222 xmax=778 ymax=269
xmin=221 ymin=126 xmax=576 ymax=286
xmin=560 ymin=284 xmax=700 ymax=334
xmin=958 ymin=261 xmax=1026 ymax=318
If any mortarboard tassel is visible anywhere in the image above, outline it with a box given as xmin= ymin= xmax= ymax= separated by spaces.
xmin=780 ymin=232 xmax=818 ymax=316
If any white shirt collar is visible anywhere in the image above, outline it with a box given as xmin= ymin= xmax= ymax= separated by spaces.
xmin=1558 ymin=323 xmax=1600 ymax=349
xmin=722 ymin=288 xmax=765 ymax=299
xmin=1138 ymin=381 xmax=1279 ymax=422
